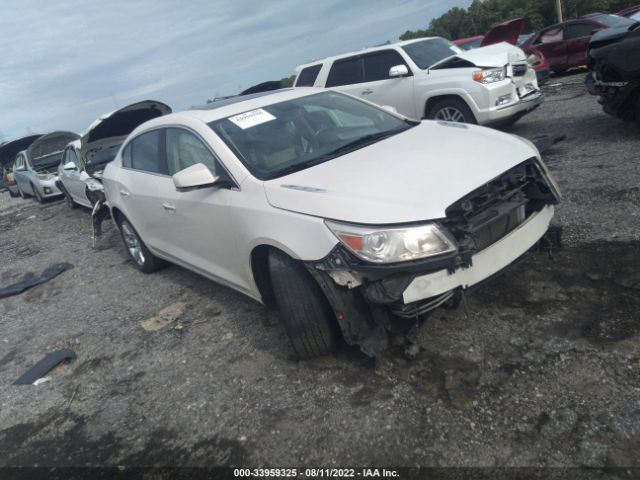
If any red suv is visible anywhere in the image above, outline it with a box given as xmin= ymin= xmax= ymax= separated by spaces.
xmin=521 ymin=13 xmax=635 ymax=73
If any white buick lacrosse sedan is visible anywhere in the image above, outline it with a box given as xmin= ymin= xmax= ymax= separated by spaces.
xmin=102 ymin=88 xmax=560 ymax=359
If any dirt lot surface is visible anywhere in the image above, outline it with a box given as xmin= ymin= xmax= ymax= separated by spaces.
xmin=1 ymin=73 xmax=639 ymax=472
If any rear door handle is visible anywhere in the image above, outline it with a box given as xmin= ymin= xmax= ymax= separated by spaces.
xmin=119 ymin=190 xmax=130 ymax=197
xmin=361 ymin=89 xmax=374 ymax=95
xmin=162 ymin=202 xmax=176 ymax=212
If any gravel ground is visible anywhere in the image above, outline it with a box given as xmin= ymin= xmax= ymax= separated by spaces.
xmin=1 ymin=73 xmax=639 ymax=472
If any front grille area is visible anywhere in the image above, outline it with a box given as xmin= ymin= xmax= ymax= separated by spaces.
xmin=512 ymin=63 xmax=527 ymax=77
xmin=443 ymin=159 xmax=555 ymax=260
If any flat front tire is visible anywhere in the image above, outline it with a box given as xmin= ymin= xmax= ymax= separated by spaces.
xmin=268 ymin=249 xmax=338 ymax=359
xmin=117 ymin=216 xmax=167 ymax=273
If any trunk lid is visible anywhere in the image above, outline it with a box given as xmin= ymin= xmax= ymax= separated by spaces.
xmin=481 ymin=18 xmax=527 ymax=47
xmin=263 ymin=122 xmax=537 ymax=225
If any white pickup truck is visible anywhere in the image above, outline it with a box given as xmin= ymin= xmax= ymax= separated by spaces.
xmin=294 ymin=37 xmax=543 ymax=126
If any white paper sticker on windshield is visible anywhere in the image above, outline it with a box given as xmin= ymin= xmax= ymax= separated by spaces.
xmin=229 ymin=109 xmax=276 ymax=129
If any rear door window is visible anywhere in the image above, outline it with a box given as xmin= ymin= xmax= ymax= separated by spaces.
xmin=565 ymin=22 xmax=596 ymax=39
xmin=363 ymin=50 xmax=410 ymax=82
xmin=128 ymin=130 xmax=165 ymax=174
xmin=295 ymin=65 xmax=322 ymax=87
xmin=326 ymin=56 xmax=363 ymax=87
xmin=165 ymin=128 xmax=220 ymax=176
xmin=537 ymin=26 xmax=564 ymax=44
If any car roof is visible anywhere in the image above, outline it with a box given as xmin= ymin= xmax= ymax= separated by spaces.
xmin=295 ymin=37 xmax=441 ymax=71
xmin=140 ymin=88 xmax=324 ymax=128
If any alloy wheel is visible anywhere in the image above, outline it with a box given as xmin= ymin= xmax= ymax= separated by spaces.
xmin=434 ymin=106 xmax=466 ymax=123
xmin=121 ymin=221 xmax=145 ymax=266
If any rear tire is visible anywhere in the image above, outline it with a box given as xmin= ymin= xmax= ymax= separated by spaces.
xmin=268 ymin=249 xmax=338 ymax=359
xmin=426 ymin=98 xmax=476 ymax=124
xmin=116 ymin=216 xmax=168 ymax=273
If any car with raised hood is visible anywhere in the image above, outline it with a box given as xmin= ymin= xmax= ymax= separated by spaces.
xmin=293 ymin=36 xmax=542 ymax=127
xmin=57 ymin=100 xmax=172 ymax=209
xmin=12 ymin=131 xmax=79 ymax=203
xmin=101 ymin=89 xmax=560 ymax=359
xmin=521 ymin=13 xmax=637 ymax=73
xmin=0 ymin=135 xmax=42 ymax=198
xmin=585 ymin=19 xmax=640 ymax=123
xmin=454 ymin=19 xmax=551 ymax=85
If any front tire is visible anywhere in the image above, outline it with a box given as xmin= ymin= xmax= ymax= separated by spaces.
xmin=268 ymin=249 xmax=338 ymax=359
xmin=60 ymin=184 xmax=78 ymax=209
xmin=32 ymin=184 xmax=44 ymax=204
xmin=9 ymin=189 xmax=19 ymax=198
xmin=18 ymin=184 xmax=29 ymax=199
xmin=117 ymin=216 xmax=167 ymax=273
xmin=426 ymin=98 xmax=476 ymax=124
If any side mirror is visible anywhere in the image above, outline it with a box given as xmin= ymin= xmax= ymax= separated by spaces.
xmin=63 ymin=161 xmax=77 ymax=171
xmin=389 ymin=64 xmax=409 ymax=78
xmin=173 ymin=163 xmax=219 ymax=192
xmin=381 ymin=105 xmax=398 ymax=114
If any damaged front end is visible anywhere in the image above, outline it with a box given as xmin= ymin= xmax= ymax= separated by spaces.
xmin=586 ymin=22 xmax=640 ymax=121
xmin=305 ymin=158 xmax=560 ymax=356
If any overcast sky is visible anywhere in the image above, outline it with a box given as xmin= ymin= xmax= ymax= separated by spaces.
xmin=0 ymin=0 xmax=471 ymax=140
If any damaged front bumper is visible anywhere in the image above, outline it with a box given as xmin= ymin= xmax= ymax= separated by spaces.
xmin=402 ymin=205 xmax=553 ymax=303
xmin=305 ymin=159 xmax=560 ymax=356
xmin=585 ymin=72 xmax=640 ymax=120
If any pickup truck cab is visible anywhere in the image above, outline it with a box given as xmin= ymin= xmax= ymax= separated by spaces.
xmin=294 ymin=37 xmax=542 ymax=127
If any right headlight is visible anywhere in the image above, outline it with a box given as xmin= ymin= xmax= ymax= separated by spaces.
xmin=473 ymin=67 xmax=506 ymax=84
xmin=325 ymin=220 xmax=457 ymax=264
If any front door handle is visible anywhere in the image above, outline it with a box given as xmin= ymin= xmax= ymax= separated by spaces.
xmin=119 ymin=189 xmax=130 ymax=197
xmin=162 ymin=202 xmax=176 ymax=212
xmin=361 ymin=89 xmax=374 ymax=95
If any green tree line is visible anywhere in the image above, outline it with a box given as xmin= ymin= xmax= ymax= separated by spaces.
xmin=400 ymin=0 xmax=639 ymax=40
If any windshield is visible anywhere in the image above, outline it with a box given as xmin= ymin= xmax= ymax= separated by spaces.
xmin=209 ymin=91 xmax=415 ymax=180
xmin=589 ymin=14 xmax=636 ymax=27
xmin=401 ymin=38 xmax=462 ymax=69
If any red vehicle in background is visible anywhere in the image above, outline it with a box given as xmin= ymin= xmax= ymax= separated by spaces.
xmin=454 ymin=19 xmax=551 ymax=84
xmin=520 ymin=13 xmax=636 ymax=73
xmin=453 ymin=35 xmax=484 ymax=50
xmin=617 ymin=4 xmax=640 ymax=17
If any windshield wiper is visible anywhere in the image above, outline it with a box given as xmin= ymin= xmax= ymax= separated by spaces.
xmin=322 ymin=128 xmax=406 ymax=158
xmin=267 ymin=126 xmax=412 ymax=180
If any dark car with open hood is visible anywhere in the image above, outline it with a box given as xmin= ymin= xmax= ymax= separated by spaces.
xmin=585 ymin=19 xmax=640 ymax=123
xmin=0 ymin=135 xmax=42 ymax=197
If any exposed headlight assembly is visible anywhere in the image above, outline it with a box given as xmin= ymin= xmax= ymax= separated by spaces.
xmin=473 ymin=67 xmax=506 ymax=84
xmin=325 ymin=220 xmax=457 ymax=264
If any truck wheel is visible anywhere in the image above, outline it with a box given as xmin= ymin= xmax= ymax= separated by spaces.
xmin=9 ymin=189 xmax=19 ymax=198
xmin=268 ymin=249 xmax=338 ymax=359
xmin=117 ymin=216 xmax=168 ymax=273
xmin=32 ymin=184 xmax=44 ymax=204
xmin=427 ymin=98 xmax=476 ymax=124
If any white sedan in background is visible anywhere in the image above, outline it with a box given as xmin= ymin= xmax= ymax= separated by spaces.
xmin=102 ymin=89 xmax=560 ymax=359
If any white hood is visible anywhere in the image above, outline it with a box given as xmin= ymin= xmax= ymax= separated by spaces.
xmin=264 ymin=122 xmax=537 ymax=225
xmin=435 ymin=42 xmax=527 ymax=69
